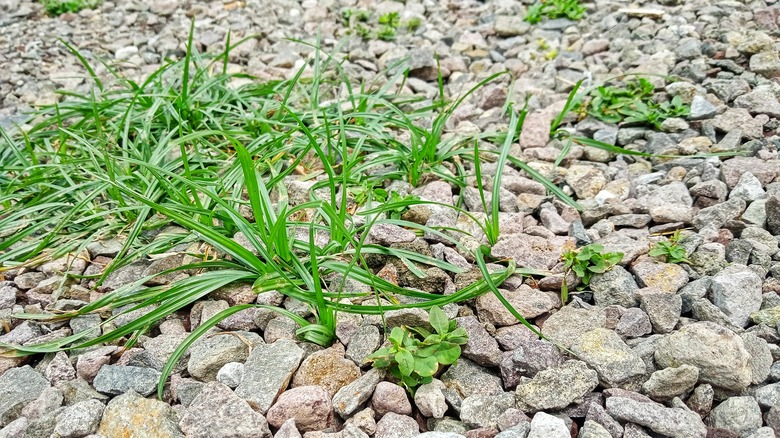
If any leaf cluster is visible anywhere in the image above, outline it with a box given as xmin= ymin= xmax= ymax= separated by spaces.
xmin=648 ymin=231 xmax=689 ymax=264
xmin=41 ymin=0 xmax=99 ymax=16
xmin=365 ymin=306 xmax=467 ymax=393
xmin=563 ymin=244 xmax=623 ymax=286
xmin=583 ymin=77 xmax=690 ymax=130
xmin=342 ymin=10 xmax=418 ymax=41
xmin=526 ymin=0 xmax=586 ymax=24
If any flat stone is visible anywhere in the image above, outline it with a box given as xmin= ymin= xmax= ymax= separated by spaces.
xmin=266 ymin=385 xmax=334 ymax=433
xmin=92 ymin=365 xmax=161 ymax=397
xmin=187 ymin=331 xmax=263 ymax=381
xmin=292 ymin=346 xmax=361 ymax=397
xmin=541 ymin=306 xmax=606 ymax=349
xmin=235 ymin=340 xmax=304 ymax=414
xmin=460 ymin=393 xmax=516 ymax=429
xmin=440 ymin=358 xmax=503 ymax=399
xmin=333 ymin=368 xmax=385 ymax=419
xmin=375 ymin=412 xmax=419 ymax=438
xmin=711 ymin=265 xmax=763 ymax=328
xmin=53 ymin=398 xmax=104 ymax=438
xmin=515 ymin=360 xmax=599 ymax=412
xmin=654 ymin=322 xmax=752 ymax=391
xmin=707 ymin=396 xmax=762 ymax=437
xmin=693 ymin=198 xmax=747 ymax=230
xmin=97 ymin=390 xmax=183 ymax=438
xmin=0 ymin=366 xmax=50 ymax=426
xmin=527 ymin=412 xmax=569 ymax=438
xmin=605 ymin=396 xmax=706 ymax=438
xmin=179 ymin=382 xmax=270 ymax=438
xmin=571 ymin=328 xmax=647 ymax=389
xmin=476 ymin=285 xmax=558 ymax=326
xmin=631 ymin=262 xmax=689 ymax=293
xmin=641 ymin=365 xmax=699 ymax=401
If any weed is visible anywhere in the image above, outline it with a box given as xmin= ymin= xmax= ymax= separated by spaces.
xmin=649 ymin=230 xmax=689 ymax=264
xmin=525 ymin=0 xmax=586 ymax=24
xmin=581 ymin=77 xmax=689 ymax=130
xmin=366 ymin=306 xmax=468 ymax=393
xmin=403 ymin=17 xmax=423 ymax=32
xmin=561 ymin=243 xmax=623 ymax=302
xmin=41 ymin=0 xmax=99 ymax=15
xmin=378 ymin=12 xmax=401 ymax=28
xmin=377 ymin=26 xmax=397 ymax=41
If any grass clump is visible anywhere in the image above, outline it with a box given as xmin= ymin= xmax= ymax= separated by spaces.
xmin=561 ymin=243 xmax=623 ymax=302
xmin=525 ymin=0 xmax=586 ymax=24
xmin=580 ymin=77 xmax=689 ymax=129
xmin=41 ymin=0 xmax=99 ymax=15
xmin=366 ymin=306 xmax=467 ymax=393
xmin=342 ymin=9 xmax=420 ymax=41
xmin=649 ymin=230 xmax=689 ymax=264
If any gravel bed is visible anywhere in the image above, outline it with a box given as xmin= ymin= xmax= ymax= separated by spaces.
xmin=3 ymin=0 xmax=780 ymax=437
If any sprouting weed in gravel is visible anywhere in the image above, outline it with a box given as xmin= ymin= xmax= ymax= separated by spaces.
xmin=342 ymin=9 xmax=413 ymax=41
xmin=366 ymin=305 xmax=468 ymax=394
xmin=561 ymin=243 xmax=623 ymax=303
xmin=649 ymin=230 xmax=690 ymax=264
xmin=581 ymin=77 xmax=690 ymax=130
xmin=403 ymin=17 xmax=423 ymax=32
xmin=525 ymin=0 xmax=586 ymax=24
xmin=40 ymin=0 xmax=100 ymax=16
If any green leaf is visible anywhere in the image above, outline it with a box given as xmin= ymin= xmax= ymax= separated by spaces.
xmin=429 ymin=305 xmax=449 ymax=335
xmin=414 ymin=355 xmax=439 ymax=377
xmin=435 ymin=342 xmax=462 ymax=365
xmin=389 ymin=326 xmax=405 ymax=348
xmin=396 ymin=349 xmax=415 ymax=376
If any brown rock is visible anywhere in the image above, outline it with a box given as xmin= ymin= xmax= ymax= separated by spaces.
xmin=266 ymin=386 xmax=335 ymax=433
xmin=292 ymin=345 xmax=361 ymax=397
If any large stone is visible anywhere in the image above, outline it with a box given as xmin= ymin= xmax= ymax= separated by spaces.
xmin=460 ymin=393 xmax=516 ymax=429
xmin=375 ymin=412 xmax=419 ymax=438
xmin=515 ymin=360 xmax=599 ymax=412
xmin=541 ymin=306 xmax=606 ymax=349
xmin=97 ymin=390 xmax=183 ymax=438
xmin=707 ymin=396 xmax=762 ymax=437
xmin=475 ymin=285 xmax=558 ymax=326
xmin=711 ymin=265 xmax=763 ymax=328
xmin=654 ymin=322 xmax=752 ymax=391
xmin=605 ymin=396 xmax=706 ymax=438
xmin=52 ymin=399 xmax=104 ymax=438
xmin=266 ymin=386 xmax=334 ymax=432
xmin=179 ymin=382 xmax=271 ymax=438
xmin=440 ymin=358 xmax=503 ymax=400
xmin=92 ymin=365 xmax=161 ymax=397
xmin=333 ymin=368 xmax=385 ymax=419
xmin=187 ymin=331 xmax=263 ymax=381
xmin=589 ymin=266 xmax=638 ymax=308
xmin=571 ymin=328 xmax=647 ymax=389
xmin=527 ymin=412 xmax=569 ymax=438
xmin=235 ymin=340 xmax=304 ymax=414
xmin=456 ymin=316 xmax=503 ymax=366
xmin=692 ymin=198 xmax=747 ymax=230
xmin=631 ymin=262 xmax=689 ymax=293
xmin=0 ymin=366 xmax=50 ymax=426
xmin=292 ymin=346 xmax=360 ymax=397
xmin=641 ymin=365 xmax=699 ymax=401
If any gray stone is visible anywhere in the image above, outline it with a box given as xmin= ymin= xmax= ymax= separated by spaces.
xmin=731 ymin=172 xmax=767 ymax=202
xmin=616 ymin=308 xmax=653 ymax=338
xmin=713 ymin=109 xmax=769 ymax=140
xmin=743 ymin=199 xmax=768 ymax=227
xmin=97 ymin=390 xmax=183 ymax=438
xmin=747 ymin=428 xmax=776 ymax=438
xmin=347 ymin=324 xmax=381 ymax=366
xmin=476 ymin=284 xmax=558 ymax=326
xmin=501 ymin=339 xmax=565 ymax=387
xmin=527 ymin=412 xmax=569 ymax=438
xmin=369 ymin=224 xmax=417 ymax=245
xmin=441 ymin=358 xmax=503 ymax=399
xmin=415 ymin=379 xmax=448 ymax=419
xmin=689 ymin=95 xmax=718 ymax=120
xmin=735 ymin=87 xmax=780 ymax=118
xmin=654 ymin=322 xmax=752 ymax=391
xmin=460 ymin=393 xmax=516 ymax=429
xmin=742 ymin=333 xmax=772 ymax=385
xmin=708 ymin=396 xmax=762 ymax=436
xmin=641 ymin=365 xmax=699 ymax=401
xmin=515 ymin=360 xmax=599 ymax=412
xmin=53 ymin=399 xmax=104 ymax=438
xmin=187 ymin=331 xmax=263 ymax=381
xmin=375 ymin=413 xmax=419 ymax=438
xmin=0 ymin=366 xmax=50 ymax=426
xmin=639 ymin=292 xmax=682 ymax=334
xmin=235 ymin=340 xmax=304 ymax=414
xmin=756 ymin=383 xmax=780 ymax=408
xmin=571 ymin=328 xmax=646 ymax=389
xmin=216 ymin=362 xmax=244 ymax=388
xmin=494 ymin=15 xmax=530 ymax=37
xmin=0 ymin=417 xmax=27 ymax=438
xmin=750 ymin=52 xmax=780 ymax=78
xmin=605 ymin=397 xmax=706 ymax=438
xmin=93 ymin=365 xmax=161 ymax=397
xmin=631 ymin=262 xmax=689 ymax=293
xmin=541 ymin=306 xmax=606 ymax=349
xmin=456 ymin=316 xmax=503 ymax=366
xmin=589 ymin=266 xmax=638 ymax=308
xmin=579 ymin=420 xmax=613 ymax=438
xmin=687 ymin=384 xmax=714 ymax=417
xmin=333 ymin=368 xmax=385 ymax=419
xmin=372 ymin=382 xmax=412 ymax=417
xmin=179 ymin=382 xmax=271 ymax=438
xmin=585 ymin=403 xmax=623 ymax=438
xmin=711 ymin=265 xmax=763 ymax=328
xmin=767 ymin=196 xmax=780 ymax=234
xmin=693 ymin=197 xmax=747 ymax=230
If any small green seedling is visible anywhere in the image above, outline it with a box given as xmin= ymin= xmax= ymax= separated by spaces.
xmin=41 ymin=0 xmax=99 ymax=15
xmin=365 ymin=306 xmax=468 ymax=393
xmin=561 ymin=243 xmax=623 ymax=302
xmin=403 ymin=17 xmax=423 ymax=32
xmin=649 ymin=230 xmax=689 ymax=264
xmin=525 ymin=0 xmax=586 ymax=24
